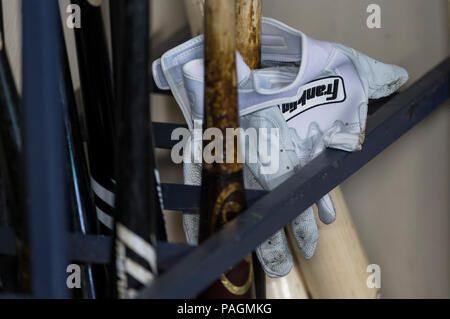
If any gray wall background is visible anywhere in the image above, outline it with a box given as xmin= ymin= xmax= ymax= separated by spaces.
xmin=2 ymin=0 xmax=449 ymax=298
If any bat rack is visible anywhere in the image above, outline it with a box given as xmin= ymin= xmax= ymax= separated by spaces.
xmin=0 ymin=19 xmax=449 ymax=298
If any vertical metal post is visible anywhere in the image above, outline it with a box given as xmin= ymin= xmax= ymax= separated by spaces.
xmin=23 ymin=0 xmax=68 ymax=298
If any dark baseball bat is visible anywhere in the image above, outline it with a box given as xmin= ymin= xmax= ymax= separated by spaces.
xmin=198 ymin=0 xmax=254 ymax=299
xmin=71 ymin=0 xmax=116 ymax=237
xmin=71 ymin=0 xmax=116 ymax=297
xmin=113 ymin=0 xmax=165 ymax=299
xmin=110 ymin=0 xmax=167 ymax=243
xmin=0 ymin=19 xmax=16 ymax=290
xmin=0 ymin=0 xmax=30 ymax=293
xmin=57 ymin=8 xmax=112 ymax=299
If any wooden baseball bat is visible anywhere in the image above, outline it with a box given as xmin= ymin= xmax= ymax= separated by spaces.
xmin=184 ymin=0 xmax=309 ymax=300
xmin=113 ymin=0 xmax=163 ymax=299
xmin=0 ymin=1 xmax=30 ymax=293
xmin=265 ymin=236 xmax=310 ymax=299
xmin=233 ymin=0 xmax=376 ymax=299
xmin=235 ymin=0 xmax=311 ymax=300
xmin=199 ymin=0 xmax=254 ymax=299
xmin=236 ymin=0 xmax=265 ymax=299
xmin=289 ymin=187 xmax=380 ymax=299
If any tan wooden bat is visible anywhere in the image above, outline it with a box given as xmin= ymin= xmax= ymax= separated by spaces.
xmin=183 ymin=0 xmax=309 ymax=299
xmin=235 ymin=0 xmax=310 ymax=300
xmin=183 ymin=0 xmax=376 ymax=299
xmin=289 ymin=187 xmax=380 ymax=299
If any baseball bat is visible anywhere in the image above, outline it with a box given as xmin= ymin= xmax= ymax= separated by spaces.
xmin=0 ymin=1 xmax=30 ymax=293
xmin=71 ymin=0 xmax=116 ymax=297
xmin=0 ymin=0 xmax=9 ymax=230
xmin=289 ymin=187 xmax=380 ymax=298
xmin=109 ymin=0 xmax=124 ymax=123
xmin=71 ymin=0 xmax=116 ymax=236
xmin=265 ymin=236 xmax=310 ymax=299
xmin=0 ymin=172 xmax=10 ymax=292
xmin=198 ymin=0 xmax=254 ymax=299
xmin=235 ymin=0 xmax=266 ymax=299
xmin=184 ymin=0 xmax=309 ymax=300
xmin=57 ymin=8 xmax=109 ymax=298
xmin=235 ymin=0 xmax=377 ymax=299
xmin=109 ymin=0 xmax=167 ymax=244
xmin=236 ymin=0 xmax=261 ymax=69
xmin=113 ymin=0 xmax=164 ymax=299
xmin=235 ymin=0 xmax=311 ymax=300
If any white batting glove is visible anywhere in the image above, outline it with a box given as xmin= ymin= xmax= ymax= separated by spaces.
xmin=152 ymin=17 xmax=408 ymax=277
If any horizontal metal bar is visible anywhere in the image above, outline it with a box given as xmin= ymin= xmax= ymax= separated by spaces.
xmin=0 ymin=226 xmax=193 ymax=271
xmin=162 ymin=183 xmax=266 ymax=211
xmin=0 ymin=293 xmax=29 ymax=299
xmin=153 ymin=122 xmax=188 ymax=150
xmin=68 ymin=233 xmax=112 ymax=264
xmin=138 ymin=57 xmax=450 ymax=299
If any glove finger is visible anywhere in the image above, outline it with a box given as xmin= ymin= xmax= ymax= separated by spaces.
xmin=256 ymin=229 xmax=293 ymax=278
xmin=367 ymin=63 xmax=408 ymax=99
xmin=316 ymin=193 xmax=336 ymax=225
xmin=291 ymin=206 xmax=319 ymax=259
xmin=334 ymin=43 xmax=408 ymax=99
xmin=182 ymin=212 xmax=199 ymax=245
xmin=323 ymin=122 xmax=362 ymax=152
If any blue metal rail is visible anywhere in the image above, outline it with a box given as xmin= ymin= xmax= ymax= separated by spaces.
xmin=22 ymin=0 xmax=69 ymax=298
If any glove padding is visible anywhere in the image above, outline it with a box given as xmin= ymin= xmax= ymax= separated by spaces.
xmin=153 ymin=17 xmax=408 ymax=278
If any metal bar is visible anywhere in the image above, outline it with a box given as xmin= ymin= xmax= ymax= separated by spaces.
xmin=153 ymin=122 xmax=188 ymax=150
xmin=138 ymin=57 xmax=450 ymax=298
xmin=0 ymin=226 xmax=193 ymax=275
xmin=22 ymin=0 xmax=68 ymax=298
xmin=162 ymin=183 xmax=265 ymax=211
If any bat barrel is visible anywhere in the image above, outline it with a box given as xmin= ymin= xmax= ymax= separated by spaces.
xmin=71 ymin=0 xmax=116 ymax=237
xmin=56 ymin=7 xmax=110 ymax=299
xmin=113 ymin=0 xmax=163 ymax=299
xmin=0 ymin=0 xmax=28 ymax=294
xmin=199 ymin=0 xmax=253 ymax=299
xmin=236 ymin=0 xmax=262 ymax=69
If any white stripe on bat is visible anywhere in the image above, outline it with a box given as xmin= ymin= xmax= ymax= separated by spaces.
xmin=125 ymin=258 xmax=155 ymax=285
xmin=91 ymin=177 xmax=115 ymax=207
xmin=116 ymin=223 xmax=158 ymax=274
xmin=96 ymin=206 xmax=114 ymax=230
